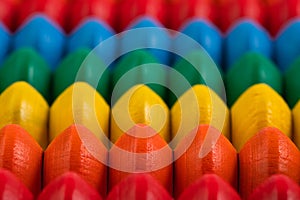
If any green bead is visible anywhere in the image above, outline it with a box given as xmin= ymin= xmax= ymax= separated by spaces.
xmin=0 ymin=48 xmax=51 ymax=101
xmin=169 ymin=50 xmax=224 ymax=108
xmin=284 ymin=56 xmax=300 ymax=108
xmin=226 ymin=52 xmax=282 ymax=107
xmin=112 ymin=50 xmax=167 ymax=105
xmin=53 ymin=48 xmax=111 ymax=103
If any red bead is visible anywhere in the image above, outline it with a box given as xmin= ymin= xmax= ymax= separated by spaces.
xmin=38 ymin=172 xmax=103 ymax=200
xmin=68 ymin=0 xmax=117 ymax=32
xmin=169 ymin=0 xmax=217 ymax=30
xmin=0 ymin=168 xmax=33 ymax=200
xmin=178 ymin=174 xmax=240 ymax=200
xmin=107 ymin=174 xmax=172 ymax=200
xmin=249 ymin=174 xmax=300 ymax=200
xmin=0 ymin=0 xmax=18 ymax=31
xmin=217 ymin=0 xmax=265 ymax=32
xmin=118 ymin=0 xmax=167 ymax=31
xmin=267 ymin=0 xmax=300 ymax=36
xmin=17 ymin=0 xmax=69 ymax=29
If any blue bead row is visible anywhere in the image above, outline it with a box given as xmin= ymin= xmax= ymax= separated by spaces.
xmin=1 ymin=14 xmax=300 ymax=72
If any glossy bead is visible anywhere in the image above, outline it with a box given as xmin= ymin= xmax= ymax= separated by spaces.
xmin=0 ymin=124 xmax=43 ymax=195
xmin=38 ymin=172 xmax=102 ymax=200
xmin=249 ymin=174 xmax=300 ymax=200
xmin=291 ymin=100 xmax=300 ymax=148
xmin=285 ymin=56 xmax=300 ymax=108
xmin=226 ymin=52 xmax=282 ymax=107
xmin=169 ymin=0 xmax=218 ymax=30
xmin=0 ymin=168 xmax=33 ymax=200
xmin=13 ymin=15 xmax=65 ymax=70
xmin=217 ymin=0 xmax=265 ymax=32
xmin=0 ymin=23 xmax=10 ymax=64
xmin=225 ymin=20 xmax=272 ymax=70
xmin=68 ymin=0 xmax=117 ymax=32
xmin=0 ymin=82 xmax=49 ymax=149
xmin=17 ymin=0 xmax=69 ymax=30
xmin=267 ymin=0 xmax=300 ymax=36
xmin=174 ymin=125 xmax=237 ymax=198
xmin=0 ymin=48 xmax=51 ymax=101
xmin=169 ymin=51 xmax=224 ymax=107
xmin=239 ymin=127 xmax=300 ymax=199
xmin=275 ymin=20 xmax=300 ymax=72
xmin=111 ymin=85 xmax=169 ymax=143
xmin=67 ymin=18 xmax=117 ymax=66
xmin=49 ymin=82 xmax=110 ymax=143
xmin=0 ymin=0 xmax=18 ymax=31
xmin=109 ymin=125 xmax=173 ymax=193
xmin=53 ymin=48 xmax=110 ymax=103
xmin=171 ymin=85 xmax=230 ymax=144
xmin=231 ymin=84 xmax=291 ymax=152
xmin=44 ymin=125 xmax=108 ymax=197
xmin=112 ymin=50 xmax=167 ymax=102
xmin=118 ymin=0 xmax=167 ymax=31
xmin=174 ymin=19 xmax=222 ymax=66
xmin=178 ymin=174 xmax=240 ymax=200
xmin=107 ymin=174 xmax=172 ymax=200
xmin=121 ymin=17 xmax=171 ymax=65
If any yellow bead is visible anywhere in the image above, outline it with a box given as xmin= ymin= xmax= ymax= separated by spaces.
xmin=0 ymin=81 xmax=49 ymax=149
xmin=232 ymin=83 xmax=291 ymax=152
xmin=49 ymin=82 xmax=110 ymax=142
xmin=171 ymin=84 xmax=230 ymax=146
xmin=292 ymin=101 xmax=300 ymax=148
xmin=111 ymin=84 xmax=169 ymax=143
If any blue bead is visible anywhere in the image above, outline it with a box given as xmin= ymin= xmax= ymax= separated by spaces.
xmin=13 ymin=14 xmax=65 ymax=70
xmin=0 ymin=23 xmax=11 ymax=65
xmin=275 ymin=19 xmax=300 ymax=72
xmin=120 ymin=16 xmax=171 ymax=65
xmin=67 ymin=18 xmax=117 ymax=68
xmin=174 ymin=19 xmax=222 ymax=67
xmin=225 ymin=19 xmax=272 ymax=70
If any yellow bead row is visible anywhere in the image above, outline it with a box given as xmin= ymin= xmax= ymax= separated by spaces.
xmin=2 ymin=81 xmax=300 ymax=152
